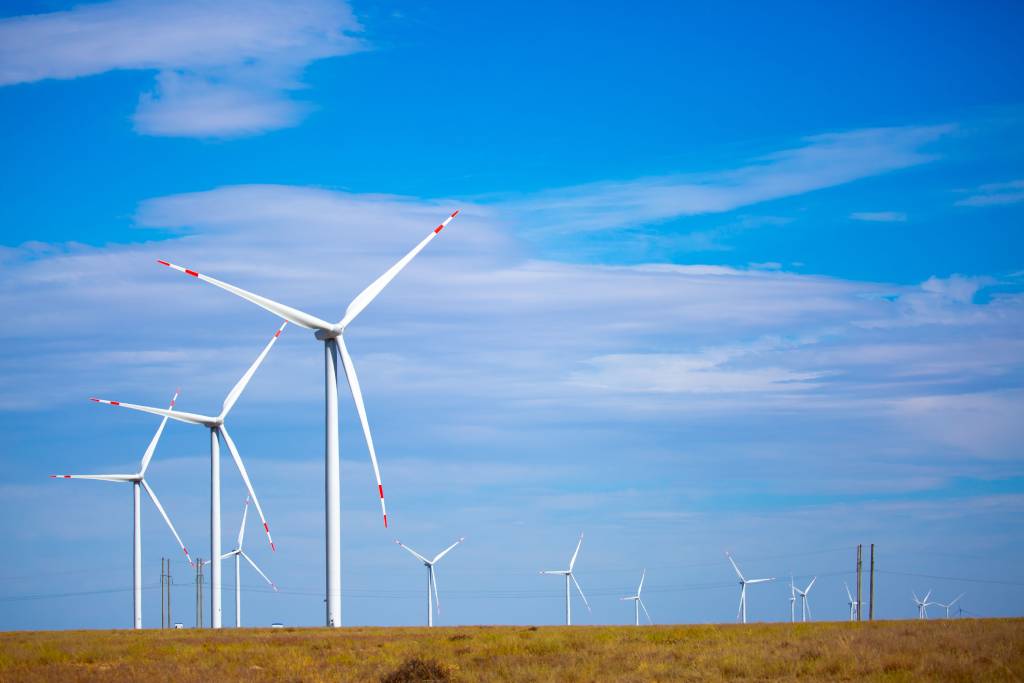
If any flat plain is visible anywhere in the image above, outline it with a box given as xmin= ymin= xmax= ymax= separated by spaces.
xmin=0 ymin=619 xmax=1021 ymax=682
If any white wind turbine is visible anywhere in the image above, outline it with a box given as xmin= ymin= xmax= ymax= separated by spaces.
xmin=155 ymin=209 xmax=460 ymax=627
xmin=844 ymin=581 xmax=859 ymax=621
xmin=394 ymin=537 xmax=465 ymax=627
xmin=726 ymin=552 xmax=774 ymax=624
xmin=223 ymin=497 xmax=278 ymax=627
xmin=794 ymin=576 xmax=816 ymax=622
xmin=541 ymin=533 xmax=591 ymax=625
xmin=51 ymin=390 xmax=193 ymax=629
xmin=91 ymin=322 xmax=286 ymax=628
xmin=936 ymin=592 xmax=965 ymax=619
xmin=912 ymin=590 xmax=934 ymax=619
xmin=620 ymin=569 xmax=652 ymax=626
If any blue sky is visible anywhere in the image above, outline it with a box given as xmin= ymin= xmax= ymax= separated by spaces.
xmin=0 ymin=0 xmax=1022 ymax=629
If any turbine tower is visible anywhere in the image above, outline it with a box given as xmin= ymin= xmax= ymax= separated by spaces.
xmin=912 ymin=590 xmax=934 ymax=619
xmin=844 ymin=581 xmax=859 ymax=621
xmin=794 ymin=577 xmax=816 ymax=622
xmin=394 ymin=537 xmax=465 ymax=627
xmin=541 ymin=533 xmax=591 ymax=625
xmin=156 ymin=210 xmax=459 ymax=627
xmin=92 ymin=322 xmax=285 ymax=628
xmin=51 ymin=390 xmax=193 ymax=629
xmin=620 ymin=569 xmax=652 ymax=626
xmin=726 ymin=552 xmax=773 ymax=624
xmin=223 ymin=497 xmax=278 ymax=627
xmin=789 ymin=576 xmax=797 ymax=623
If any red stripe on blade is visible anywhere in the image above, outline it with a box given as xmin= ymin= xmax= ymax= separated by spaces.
xmin=434 ymin=224 xmax=444 ymax=234
xmin=185 ymin=269 xmax=199 ymax=277
xmin=378 ymin=485 xmax=384 ymax=499
xmin=451 ymin=209 xmax=460 ymax=217
xmin=383 ymin=514 xmax=388 ymax=528
xmin=264 ymin=522 xmax=269 ymax=532
xmin=110 ymin=401 xmax=120 ymax=406
xmin=157 ymin=260 xmax=170 ymax=266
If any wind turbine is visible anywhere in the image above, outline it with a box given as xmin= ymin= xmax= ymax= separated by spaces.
xmin=91 ymin=322 xmax=286 ymax=628
xmin=844 ymin=581 xmax=859 ymax=621
xmin=936 ymin=593 xmax=965 ymax=619
xmin=541 ymin=533 xmax=591 ymax=625
xmin=155 ymin=209 xmax=460 ymax=627
xmin=794 ymin=576 xmax=816 ymax=622
xmin=394 ymin=537 xmax=465 ymax=627
xmin=223 ymin=497 xmax=278 ymax=627
xmin=789 ymin=576 xmax=797 ymax=623
xmin=51 ymin=390 xmax=193 ymax=629
xmin=726 ymin=552 xmax=773 ymax=624
xmin=620 ymin=569 xmax=652 ymax=626
xmin=912 ymin=590 xmax=934 ymax=619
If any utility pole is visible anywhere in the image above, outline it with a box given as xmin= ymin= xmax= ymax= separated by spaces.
xmin=160 ymin=558 xmax=166 ymax=629
xmin=868 ymin=543 xmax=875 ymax=621
xmin=856 ymin=544 xmax=863 ymax=622
xmin=167 ymin=560 xmax=173 ymax=628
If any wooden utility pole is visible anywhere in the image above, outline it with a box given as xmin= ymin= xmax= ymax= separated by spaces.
xmin=868 ymin=544 xmax=875 ymax=621
xmin=856 ymin=544 xmax=863 ymax=621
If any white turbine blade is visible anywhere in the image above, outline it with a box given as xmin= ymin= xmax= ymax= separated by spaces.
xmin=912 ymin=591 xmax=920 ymax=604
xmin=639 ymin=599 xmax=653 ymax=625
xmin=924 ymin=590 xmax=932 ymax=603
xmin=50 ymin=473 xmax=134 ymax=482
xmin=141 ymin=480 xmax=194 ymax=567
xmin=540 ymin=570 xmax=567 ymax=575
xmin=157 ymin=260 xmax=333 ymax=331
xmin=949 ymin=593 xmax=964 ymax=607
xmin=237 ymin=497 xmax=250 ymax=550
xmin=219 ymin=425 xmax=275 ymax=552
xmin=570 ymin=573 xmax=591 ymax=612
xmin=637 ymin=569 xmax=646 ymax=596
xmin=337 ymin=210 xmax=460 ymax=330
xmin=91 ymin=398 xmax=214 ymax=426
xmin=336 ymin=336 xmax=387 ymax=527
xmin=219 ymin=322 xmax=287 ymax=420
xmin=805 ymin=577 xmax=816 ymax=594
xmin=569 ymin=533 xmax=584 ymax=571
xmin=726 ymin=552 xmax=746 ymax=582
xmin=395 ymin=540 xmax=430 ymax=564
xmin=430 ymin=566 xmax=441 ymax=615
xmin=431 ymin=537 xmax=465 ymax=564
xmin=845 ymin=581 xmax=853 ymax=602
xmin=220 ymin=551 xmax=238 ymax=560
xmin=240 ymin=550 xmax=278 ymax=592
xmin=746 ymin=578 xmax=773 ymax=584
xmin=139 ymin=390 xmax=178 ymax=475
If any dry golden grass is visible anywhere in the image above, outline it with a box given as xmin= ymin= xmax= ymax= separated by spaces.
xmin=0 ymin=619 xmax=1021 ymax=682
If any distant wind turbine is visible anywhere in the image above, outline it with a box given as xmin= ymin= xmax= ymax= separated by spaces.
xmin=223 ymin=497 xmax=277 ymax=627
xmin=394 ymin=537 xmax=464 ymax=627
xmin=620 ymin=569 xmax=652 ymax=626
xmin=936 ymin=593 xmax=965 ymax=619
xmin=541 ymin=533 xmax=591 ymax=625
xmin=793 ymin=577 xmax=816 ymax=622
xmin=912 ymin=590 xmax=935 ymax=619
xmin=51 ymin=390 xmax=193 ymax=629
xmin=789 ymin=576 xmax=797 ymax=623
xmin=726 ymin=552 xmax=773 ymax=624
xmin=844 ymin=581 xmax=859 ymax=621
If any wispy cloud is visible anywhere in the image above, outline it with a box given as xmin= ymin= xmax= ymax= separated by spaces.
xmin=0 ymin=0 xmax=363 ymax=137
xmin=503 ymin=125 xmax=952 ymax=234
xmin=850 ymin=211 xmax=908 ymax=222
xmin=955 ymin=179 xmax=1024 ymax=207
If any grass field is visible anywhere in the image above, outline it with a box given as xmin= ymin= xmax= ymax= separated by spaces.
xmin=0 ymin=619 xmax=1021 ymax=682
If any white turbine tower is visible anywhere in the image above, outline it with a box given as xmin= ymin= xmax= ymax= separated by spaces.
xmin=936 ymin=593 xmax=965 ymax=619
xmin=223 ymin=497 xmax=278 ymax=627
xmin=912 ymin=590 xmax=934 ymax=619
xmin=51 ymin=390 xmax=193 ymax=629
xmin=541 ymin=533 xmax=591 ymax=625
xmin=620 ymin=569 xmax=652 ymax=626
xmin=794 ymin=577 xmax=816 ymax=622
xmin=789 ymin=576 xmax=797 ymax=623
xmin=726 ymin=552 xmax=774 ymax=624
xmin=844 ymin=581 xmax=859 ymax=621
xmin=394 ymin=537 xmax=465 ymax=627
xmin=155 ymin=209 xmax=460 ymax=627
xmin=91 ymin=322 xmax=285 ymax=628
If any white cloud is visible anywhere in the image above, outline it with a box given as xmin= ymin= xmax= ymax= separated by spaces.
xmin=955 ymin=179 xmax=1024 ymax=207
xmin=0 ymin=0 xmax=363 ymax=137
xmin=850 ymin=211 xmax=908 ymax=222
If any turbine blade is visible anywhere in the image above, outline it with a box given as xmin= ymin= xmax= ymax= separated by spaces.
xmin=219 ymin=425 xmax=275 ymax=552
xmin=569 ymin=533 xmax=583 ymax=571
xmin=237 ymin=497 xmax=250 ymax=549
xmin=805 ymin=577 xmax=816 ymax=593
xmin=156 ymin=260 xmax=333 ymax=331
xmin=240 ymin=550 xmax=278 ymax=592
xmin=220 ymin=322 xmax=287 ymax=420
xmin=949 ymin=593 xmax=964 ymax=607
xmin=726 ymin=552 xmax=745 ymax=582
xmin=845 ymin=581 xmax=853 ymax=602
xmin=49 ymin=474 xmax=135 ymax=482
xmin=431 ymin=566 xmax=441 ymax=615
xmin=570 ymin=573 xmax=591 ymax=613
xmin=431 ymin=537 xmax=465 ymax=564
xmin=338 ymin=210 xmax=460 ymax=330
xmin=639 ymin=599 xmax=653 ymax=625
xmin=139 ymin=390 xmax=178 ymax=475
xmin=141 ymin=480 xmax=193 ymax=567
xmin=90 ymin=398 xmax=214 ymax=426
xmin=336 ymin=336 xmax=387 ymax=527
xmin=394 ymin=540 xmax=430 ymax=564
xmin=637 ymin=569 xmax=646 ymax=596
xmin=924 ymin=590 xmax=932 ymax=603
